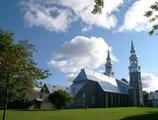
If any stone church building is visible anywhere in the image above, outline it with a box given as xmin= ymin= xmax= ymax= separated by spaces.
xmin=70 ymin=42 xmax=144 ymax=108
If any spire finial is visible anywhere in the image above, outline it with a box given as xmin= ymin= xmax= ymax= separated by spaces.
xmin=106 ymin=50 xmax=111 ymax=62
xmin=131 ymin=41 xmax=135 ymax=53
xmin=107 ymin=50 xmax=110 ymax=59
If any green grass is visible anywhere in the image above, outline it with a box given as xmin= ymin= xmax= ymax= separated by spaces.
xmin=0 ymin=107 xmax=158 ymax=120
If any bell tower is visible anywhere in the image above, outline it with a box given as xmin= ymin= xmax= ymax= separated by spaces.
xmin=129 ymin=41 xmax=143 ymax=106
xmin=104 ymin=50 xmax=114 ymax=77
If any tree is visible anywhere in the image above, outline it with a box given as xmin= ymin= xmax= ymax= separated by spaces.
xmin=92 ymin=0 xmax=104 ymax=14
xmin=48 ymin=90 xmax=72 ymax=109
xmin=0 ymin=29 xmax=50 ymax=120
xmin=143 ymin=91 xmax=149 ymax=107
xmin=144 ymin=2 xmax=158 ymax=35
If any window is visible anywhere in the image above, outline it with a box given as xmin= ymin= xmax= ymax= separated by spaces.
xmin=91 ymin=94 xmax=96 ymax=105
xmin=153 ymin=96 xmax=155 ymax=100
xmin=82 ymin=93 xmax=86 ymax=98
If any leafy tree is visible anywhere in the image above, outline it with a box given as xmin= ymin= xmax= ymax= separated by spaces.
xmin=92 ymin=0 xmax=104 ymax=14
xmin=0 ymin=29 xmax=50 ymax=120
xmin=49 ymin=90 xmax=72 ymax=109
xmin=143 ymin=91 xmax=149 ymax=107
xmin=144 ymin=2 xmax=158 ymax=35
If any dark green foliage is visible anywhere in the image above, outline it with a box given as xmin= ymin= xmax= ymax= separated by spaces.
xmin=145 ymin=2 xmax=158 ymax=35
xmin=142 ymin=91 xmax=153 ymax=107
xmin=6 ymin=99 xmax=32 ymax=109
xmin=92 ymin=0 xmax=104 ymax=14
xmin=151 ymin=2 xmax=158 ymax=11
xmin=49 ymin=90 xmax=72 ymax=109
xmin=0 ymin=29 xmax=50 ymax=102
xmin=0 ymin=29 xmax=50 ymax=119
xmin=145 ymin=11 xmax=153 ymax=17
xmin=143 ymin=91 xmax=149 ymax=107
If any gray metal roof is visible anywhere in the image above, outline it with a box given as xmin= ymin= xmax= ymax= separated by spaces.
xmin=70 ymin=81 xmax=86 ymax=96
xmin=148 ymin=92 xmax=158 ymax=100
xmin=44 ymin=83 xmax=70 ymax=94
xmin=116 ymin=79 xmax=132 ymax=94
xmin=71 ymin=68 xmax=131 ymax=95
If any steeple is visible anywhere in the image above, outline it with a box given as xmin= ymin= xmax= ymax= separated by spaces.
xmin=129 ymin=41 xmax=140 ymax=73
xmin=107 ymin=50 xmax=111 ymax=61
xmin=104 ymin=50 xmax=114 ymax=77
xmin=129 ymin=41 xmax=143 ymax=106
xmin=131 ymin=41 xmax=135 ymax=53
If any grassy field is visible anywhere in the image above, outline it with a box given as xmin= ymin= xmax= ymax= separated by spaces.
xmin=0 ymin=107 xmax=158 ymax=120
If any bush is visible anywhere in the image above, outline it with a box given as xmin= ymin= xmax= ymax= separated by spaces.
xmin=49 ymin=90 xmax=72 ymax=109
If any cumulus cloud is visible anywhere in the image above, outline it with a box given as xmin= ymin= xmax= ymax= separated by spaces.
xmin=63 ymin=0 xmax=124 ymax=28
xmin=66 ymin=0 xmax=123 ymax=29
xmin=142 ymin=73 xmax=158 ymax=92
xmin=65 ymin=73 xmax=77 ymax=82
xmin=19 ymin=0 xmax=75 ymax=32
xmin=19 ymin=0 xmax=124 ymax=32
xmin=119 ymin=0 xmax=158 ymax=32
xmin=48 ymin=36 xmax=117 ymax=75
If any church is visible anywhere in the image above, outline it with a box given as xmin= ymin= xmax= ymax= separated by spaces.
xmin=70 ymin=41 xmax=144 ymax=108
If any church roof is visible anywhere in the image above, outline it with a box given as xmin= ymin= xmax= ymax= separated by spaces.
xmin=70 ymin=81 xmax=86 ymax=96
xmin=148 ymin=91 xmax=158 ymax=100
xmin=71 ymin=68 xmax=131 ymax=95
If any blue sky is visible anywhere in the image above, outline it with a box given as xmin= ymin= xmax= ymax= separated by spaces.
xmin=1 ymin=0 xmax=158 ymax=92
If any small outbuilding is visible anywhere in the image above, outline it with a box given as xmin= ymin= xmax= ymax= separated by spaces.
xmin=148 ymin=91 xmax=158 ymax=107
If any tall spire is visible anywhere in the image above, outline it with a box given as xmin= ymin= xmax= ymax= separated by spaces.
xmin=107 ymin=50 xmax=111 ymax=62
xmin=131 ymin=41 xmax=135 ymax=53
xmin=129 ymin=41 xmax=139 ymax=72
xmin=104 ymin=50 xmax=114 ymax=77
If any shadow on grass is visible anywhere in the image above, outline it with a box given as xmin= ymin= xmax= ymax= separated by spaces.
xmin=121 ymin=112 xmax=158 ymax=120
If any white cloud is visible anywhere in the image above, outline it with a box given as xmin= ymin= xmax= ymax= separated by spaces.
xmin=81 ymin=26 xmax=92 ymax=32
xmin=48 ymin=36 xmax=117 ymax=74
xmin=65 ymin=73 xmax=77 ymax=82
xmin=119 ymin=0 xmax=158 ymax=32
xmin=142 ymin=73 xmax=158 ymax=92
xmin=19 ymin=0 xmax=75 ymax=32
xmin=52 ymin=0 xmax=124 ymax=29
xmin=19 ymin=0 xmax=124 ymax=32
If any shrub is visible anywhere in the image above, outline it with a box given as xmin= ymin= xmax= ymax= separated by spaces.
xmin=49 ymin=90 xmax=72 ymax=109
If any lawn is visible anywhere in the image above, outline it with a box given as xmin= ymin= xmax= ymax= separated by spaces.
xmin=0 ymin=107 xmax=158 ymax=120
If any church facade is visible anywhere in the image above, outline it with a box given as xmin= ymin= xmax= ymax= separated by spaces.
xmin=70 ymin=42 xmax=143 ymax=108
